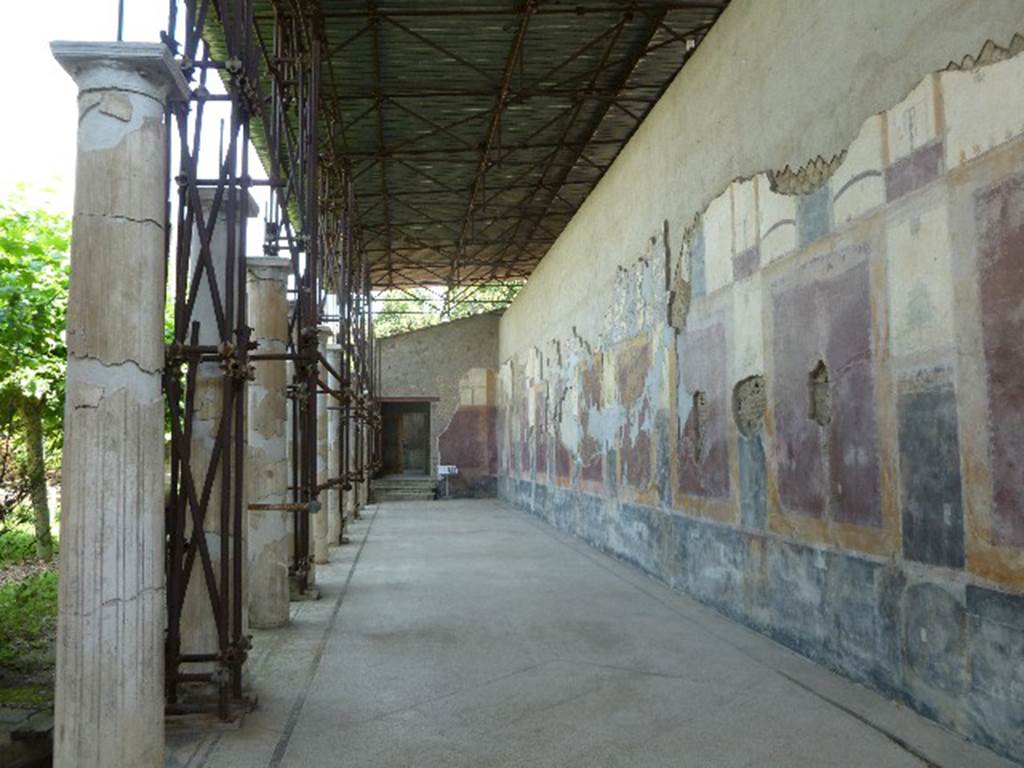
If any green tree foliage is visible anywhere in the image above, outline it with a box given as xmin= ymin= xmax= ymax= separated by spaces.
xmin=373 ymin=282 xmax=523 ymax=338
xmin=0 ymin=199 xmax=71 ymax=560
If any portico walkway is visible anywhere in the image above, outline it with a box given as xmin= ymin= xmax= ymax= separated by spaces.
xmin=168 ymin=500 xmax=1014 ymax=768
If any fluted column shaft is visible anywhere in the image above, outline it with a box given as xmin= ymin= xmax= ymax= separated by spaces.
xmin=179 ymin=188 xmax=257 ymax=669
xmin=313 ymin=327 xmax=333 ymax=564
xmin=51 ymin=41 xmax=188 ymax=768
xmin=246 ymin=257 xmax=291 ymax=628
xmin=326 ymin=343 xmax=343 ymax=545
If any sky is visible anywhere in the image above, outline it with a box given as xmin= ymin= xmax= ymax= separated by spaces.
xmin=0 ymin=0 xmax=270 ymax=226
xmin=0 ymin=1 xmax=401 ymax=314
xmin=1 ymin=2 xmax=171 ymax=211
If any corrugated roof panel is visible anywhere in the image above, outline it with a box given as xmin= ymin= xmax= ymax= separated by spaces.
xmin=230 ymin=0 xmax=730 ymax=286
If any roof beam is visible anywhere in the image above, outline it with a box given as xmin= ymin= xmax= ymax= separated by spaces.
xmin=338 ymin=138 xmax=630 ymax=160
xmin=368 ymin=1 xmax=394 ymax=278
xmin=519 ymin=5 xmax=667 ymax=274
xmin=324 ymin=86 xmax=666 ymax=101
xmin=292 ymin=4 xmax=727 ymax=21
xmin=381 ymin=14 xmax=499 ymax=87
xmin=457 ymin=1 xmax=536 ymax=259
xmin=310 ymin=0 xmax=729 ymax=288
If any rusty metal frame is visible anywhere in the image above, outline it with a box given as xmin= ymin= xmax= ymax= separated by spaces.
xmin=162 ymin=0 xmax=256 ymax=721
xmin=322 ymin=1 xmax=728 ymax=290
xmin=154 ymin=0 xmax=726 ymax=721
xmin=161 ymin=0 xmax=379 ymax=721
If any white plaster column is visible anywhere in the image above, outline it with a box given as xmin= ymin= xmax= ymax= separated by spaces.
xmin=284 ymin=304 xmax=296 ymax=577
xmin=344 ymin=411 xmax=357 ymax=521
xmin=179 ymin=187 xmax=258 ymax=666
xmin=359 ymin=402 xmax=371 ymax=509
xmin=246 ymin=257 xmax=291 ymax=628
xmin=314 ymin=326 xmax=333 ymax=564
xmin=326 ymin=342 xmax=343 ymax=545
xmin=350 ymin=404 xmax=365 ymax=518
xmin=51 ymin=41 xmax=188 ymax=768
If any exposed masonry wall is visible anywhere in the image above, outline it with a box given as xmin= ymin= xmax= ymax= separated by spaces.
xmin=497 ymin=34 xmax=1024 ymax=761
xmin=378 ymin=313 xmax=500 ymax=489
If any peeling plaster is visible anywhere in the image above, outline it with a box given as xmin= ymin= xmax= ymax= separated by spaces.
xmin=496 ymin=38 xmax=1024 ymax=762
xmin=66 ymin=355 xmax=163 ymax=399
xmin=78 ymin=91 xmax=163 ymax=152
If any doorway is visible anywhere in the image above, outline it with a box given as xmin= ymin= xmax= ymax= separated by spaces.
xmin=380 ymin=401 xmax=431 ymax=475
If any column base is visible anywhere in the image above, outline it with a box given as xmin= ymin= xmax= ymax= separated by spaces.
xmin=165 ymin=690 xmax=258 ymax=726
xmin=288 ymin=573 xmax=321 ymax=601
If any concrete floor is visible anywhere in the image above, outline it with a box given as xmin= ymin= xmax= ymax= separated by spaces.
xmin=168 ymin=500 xmax=1016 ymax=768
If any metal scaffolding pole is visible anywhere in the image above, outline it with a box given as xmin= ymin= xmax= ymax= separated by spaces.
xmin=161 ymin=0 xmax=379 ymax=721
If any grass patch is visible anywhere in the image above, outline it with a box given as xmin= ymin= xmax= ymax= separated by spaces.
xmin=0 ymin=514 xmax=58 ymax=568
xmin=0 ymin=570 xmax=57 ymax=673
xmin=0 ymin=684 xmax=51 ymax=706
xmin=0 ymin=526 xmax=39 ymax=567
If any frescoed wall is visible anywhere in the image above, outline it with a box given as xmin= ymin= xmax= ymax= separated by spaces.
xmin=438 ymin=367 xmax=498 ymax=497
xmin=497 ymin=39 xmax=1024 ymax=760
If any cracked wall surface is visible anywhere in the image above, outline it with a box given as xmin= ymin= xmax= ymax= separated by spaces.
xmin=496 ymin=32 xmax=1024 ymax=762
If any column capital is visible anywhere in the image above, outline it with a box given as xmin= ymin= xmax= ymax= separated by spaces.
xmin=246 ymin=255 xmax=293 ymax=273
xmin=198 ymin=187 xmax=260 ymax=220
xmin=316 ymin=325 xmax=335 ymax=344
xmin=51 ymin=41 xmax=190 ymax=103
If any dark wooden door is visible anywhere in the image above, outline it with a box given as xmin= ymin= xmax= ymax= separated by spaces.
xmin=401 ymin=410 xmax=428 ymax=474
xmin=380 ymin=402 xmax=431 ymax=475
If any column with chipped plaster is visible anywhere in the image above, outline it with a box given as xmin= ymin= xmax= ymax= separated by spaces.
xmin=350 ymin=410 xmax=363 ymax=518
xmin=284 ymin=300 xmax=298 ymax=590
xmin=359 ymin=397 xmax=371 ymax=510
xmin=344 ymin=406 xmax=357 ymax=521
xmin=314 ymin=326 xmax=333 ymax=564
xmin=245 ymin=256 xmax=291 ymax=628
xmin=326 ymin=342 xmax=345 ymax=545
xmin=178 ymin=187 xmax=258 ymax=668
xmin=51 ymin=41 xmax=188 ymax=768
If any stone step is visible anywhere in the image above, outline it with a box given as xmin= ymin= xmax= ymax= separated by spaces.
xmin=370 ymin=490 xmax=435 ymax=502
